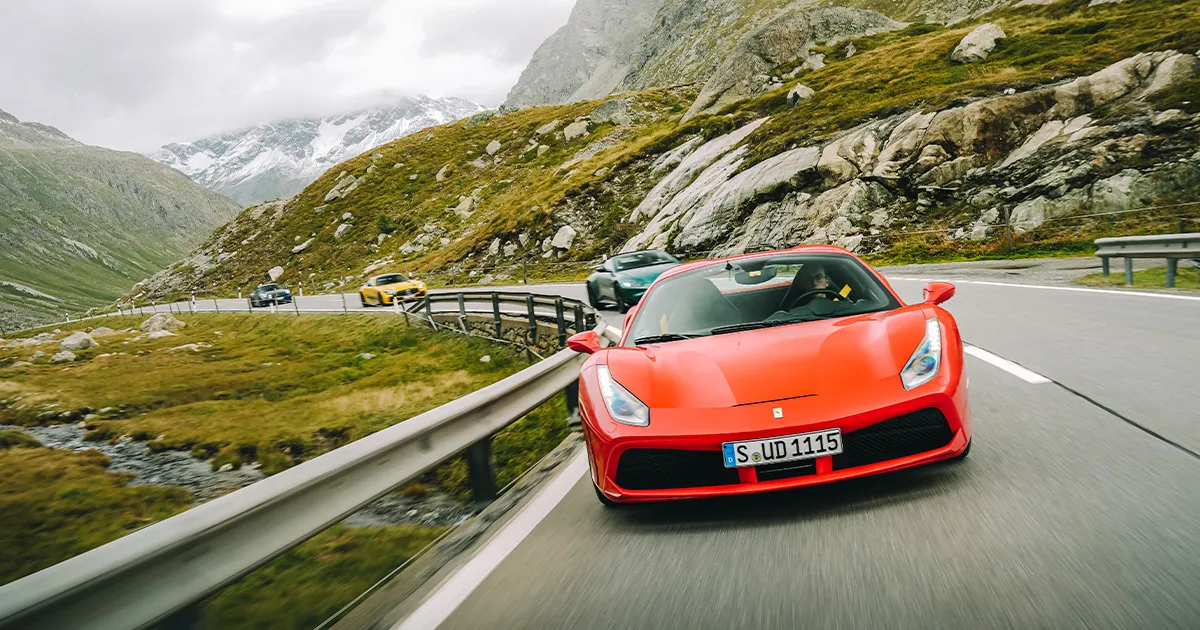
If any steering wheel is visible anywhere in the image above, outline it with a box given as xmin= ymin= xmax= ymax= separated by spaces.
xmin=783 ymin=288 xmax=847 ymax=311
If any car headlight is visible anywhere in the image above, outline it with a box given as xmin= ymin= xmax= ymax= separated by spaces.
xmin=382 ymin=289 xmax=395 ymax=295
xmin=901 ymin=318 xmax=942 ymax=390
xmin=620 ymin=280 xmax=643 ymax=288
xmin=596 ymin=365 xmax=649 ymax=426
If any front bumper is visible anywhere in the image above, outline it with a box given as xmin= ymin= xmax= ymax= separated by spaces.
xmin=583 ymin=377 xmax=969 ymax=503
xmin=382 ymin=290 xmax=427 ymax=304
xmin=617 ymin=286 xmax=647 ymax=303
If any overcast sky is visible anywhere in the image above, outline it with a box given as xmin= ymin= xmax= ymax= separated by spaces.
xmin=0 ymin=0 xmax=574 ymax=152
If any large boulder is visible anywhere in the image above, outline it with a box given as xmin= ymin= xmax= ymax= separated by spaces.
xmin=563 ymin=121 xmax=590 ymax=141
xmin=951 ymin=24 xmax=1006 ymax=64
xmin=324 ymin=175 xmax=359 ymax=203
xmin=486 ymin=140 xmax=503 ymax=156
xmin=60 ymin=332 xmax=98 ymax=351
xmin=683 ymin=7 xmax=902 ymax=121
xmin=140 ymin=313 xmax=186 ymax=333
xmin=788 ymin=84 xmax=815 ymax=107
xmin=268 ymin=266 xmax=285 ymax=281
xmin=50 ymin=351 xmax=76 ymax=363
xmin=551 ymin=226 xmax=578 ymax=250
xmin=590 ymin=99 xmax=632 ymax=126
xmin=334 ymin=224 xmax=352 ymax=239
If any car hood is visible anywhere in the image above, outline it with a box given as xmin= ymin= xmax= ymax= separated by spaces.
xmin=604 ymin=306 xmax=929 ymax=409
xmin=615 ymin=262 xmax=679 ymax=284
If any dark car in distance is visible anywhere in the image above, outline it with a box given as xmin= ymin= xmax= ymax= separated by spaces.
xmin=586 ymin=250 xmax=682 ymax=312
xmin=249 ymin=283 xmax=293 ymax=308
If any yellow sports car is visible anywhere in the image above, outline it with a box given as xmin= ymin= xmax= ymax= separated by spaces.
xmin=359 ymin=273 xmax=427 ymax=306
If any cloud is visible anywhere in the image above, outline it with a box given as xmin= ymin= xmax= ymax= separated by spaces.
xmin=0 ymin=0 xmax=574 ymax=152
xmin=420 ymin=0 xmax=572 ymax=65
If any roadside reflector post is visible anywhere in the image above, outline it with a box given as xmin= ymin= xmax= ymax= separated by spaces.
xmin=299 ymin=282 xmax=303 ymax=297
xmin=465 ymin=438 xmax=498 ymax=507
xmin=270 ymin=300 xmax=277 ymax=314
xmin=526 ymin=295 xmax=537 ymax=347
xmin=293 ymin=296 xmax=300 ymax=315
xmin=458 ymin=294 xmax=467 ymax=331
xmin=238 ymin=288 xmax=242 ymax=300
xmin=1166 ymin=258 xmax=1177 ymax=288
xmin=555 ymin=298 xmax=566 ymax=348
xmin=574 ymin=304 xmax=585 ymax=334
xmin=492 ymin=293 xmax=502 ymax=338
xmin=152 ymin=301 xmax=158 ymax=313
xmin=566 ymin=380 xmax=581 ymax=426
xmin=341 ymin=293 xmax=348 ymax=314
xmin=1101 ymin=257 xmax=1110 ymax=277
xmin=214 ymin=299 xmax=220 ymax=314
xmin=1124 ymin=257 xmax=1134 ymax=286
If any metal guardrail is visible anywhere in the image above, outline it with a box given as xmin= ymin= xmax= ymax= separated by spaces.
xmin=1095 ymin=233 xmax=1200 ymax=287
xmin=0 ymin=294 xmax=620 ymax=630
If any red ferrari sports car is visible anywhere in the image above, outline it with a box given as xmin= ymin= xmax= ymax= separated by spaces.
xmin=567 ymin=245 xmax=970 ymax=505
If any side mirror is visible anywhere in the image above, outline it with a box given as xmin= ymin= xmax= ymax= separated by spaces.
xmin=923 ymin=282 xmax=955 ymax=305
xmin=595 ymin=266 xmax=607 ymax=273
xmin=567 ymin=330 xmax=602 ymax=355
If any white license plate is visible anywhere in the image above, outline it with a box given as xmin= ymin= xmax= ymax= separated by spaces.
xmin=722 ymin=428 xmax=843 ymax=468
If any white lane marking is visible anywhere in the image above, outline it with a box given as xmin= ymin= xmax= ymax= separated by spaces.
xmin=963 ymin=345 xmax=1051 ymax=384
xmin=887 ymin=277 xmax=1200 ymax=302
xmin=394 ymin=450 xmax=589 ymax=630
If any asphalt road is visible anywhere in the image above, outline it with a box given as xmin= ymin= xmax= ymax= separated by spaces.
xmin=389 ymin=274 xmax=1200 ymax=629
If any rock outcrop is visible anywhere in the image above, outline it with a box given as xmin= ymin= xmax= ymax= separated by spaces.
xmin=141 ymin=313 xmax=186 ymax=333
xmin=683 ymin=7 xmax=903 ymax=121
xmin=60 ymin=332 xmax=98 ymax=351
xmin=951 ymin=23 xmax=1006 ymax=64
xmin=625 ymin=51 xmax=1200 ymax=255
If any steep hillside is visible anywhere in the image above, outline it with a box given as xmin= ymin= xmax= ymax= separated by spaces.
xmin=151 ymin=97 xmax=484 ymax=207
xmin=142 ymin=0 xmax=1200 ymax=301
xmin=0 ymin=109 xmax=240 ymax=329
xmin=508 ymin=0 xmax=1027 ymax=108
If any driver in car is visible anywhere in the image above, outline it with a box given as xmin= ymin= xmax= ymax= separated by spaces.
xmin=798 ymin=264 xmax=833 ymax=303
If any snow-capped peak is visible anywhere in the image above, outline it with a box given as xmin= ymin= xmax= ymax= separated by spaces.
xmin=150 ymin=95 xmax=484 ymax=206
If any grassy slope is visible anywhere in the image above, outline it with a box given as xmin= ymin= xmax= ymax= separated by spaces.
xmin=0 ymin=314 xmax=572 ymax=626
xmin=152 ymin=0 xmax=1200 ymax=301
xmin=1077 ymin=265 xmax=1200 ymax=290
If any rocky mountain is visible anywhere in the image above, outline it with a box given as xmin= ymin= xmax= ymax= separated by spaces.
xmin=0 ymin=109 xmax=240 ymax=330
xmin=507 ymin=0 xmax=1031 ymax=108
xmin=150 ymin=97 xmax=485 ymax=207
xmin=141 ymin=0 xmax=1200 ymax=301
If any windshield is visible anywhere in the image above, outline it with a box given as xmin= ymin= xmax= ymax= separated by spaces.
xmin=612 ymin=251 xmax=678 ymax=272
xmin=375 ymin=273 xmax=408 ymax=285
xmin=258 ymin=284 xmax=283 ymax=292
xmin=625 ymin=253 xmax=901 ymax=346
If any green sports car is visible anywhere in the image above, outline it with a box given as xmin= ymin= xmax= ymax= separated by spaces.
xmin=585 ymin=250 xmax=682 ymax=312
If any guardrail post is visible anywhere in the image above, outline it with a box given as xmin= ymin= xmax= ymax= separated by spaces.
xmin=566 ymin=380 xmax=581 ymax=426
xmin=555 ymin=299 xmax=566 ymax=348
xmin=1101 ymin=257 xmax=1110 ymax=277
xmin=159 ymin=603 xmax=201 ymax=630
xmin=458 ymin=293 xmax=468 ymax=331
xmin=293 ymin=296 xmax=300 ymax=315
xmin=214 ymin=299 xmax=220 ymax=314
xmin=1124 ymin=258 xmax=1134 ymax=286
xmin=574 ymin=305 xmax=585 ymax=334
xmin=492 ymin=293 xmax=502 ymax=338
xmin=424 ymin=297 xmax=434 ymax=329
xmin=1166 ymin=258 xmax=1177 ymax=288
xmin=526 ymin=295 xmax=537 ymax=346
xmin=465 ymin=438 xmax=498 ymax=506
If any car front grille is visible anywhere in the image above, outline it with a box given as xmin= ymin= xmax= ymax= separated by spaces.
xmin=831 ymin=408 xmax=954 ymax=471
xmin=755 ymin=458 xmax=817 ymax=482
xmin=615 ymin=449 xmax=740 ymax=490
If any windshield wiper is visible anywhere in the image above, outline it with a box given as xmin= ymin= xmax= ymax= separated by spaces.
xmin=707 ymin=317 xmax=818 ymax=336
xmin=633 ymin=332 xmax=707 ymax=345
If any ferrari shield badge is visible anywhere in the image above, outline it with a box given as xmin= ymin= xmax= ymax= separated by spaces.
xmin=773 ymin=407 xmax=783 ymax=419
